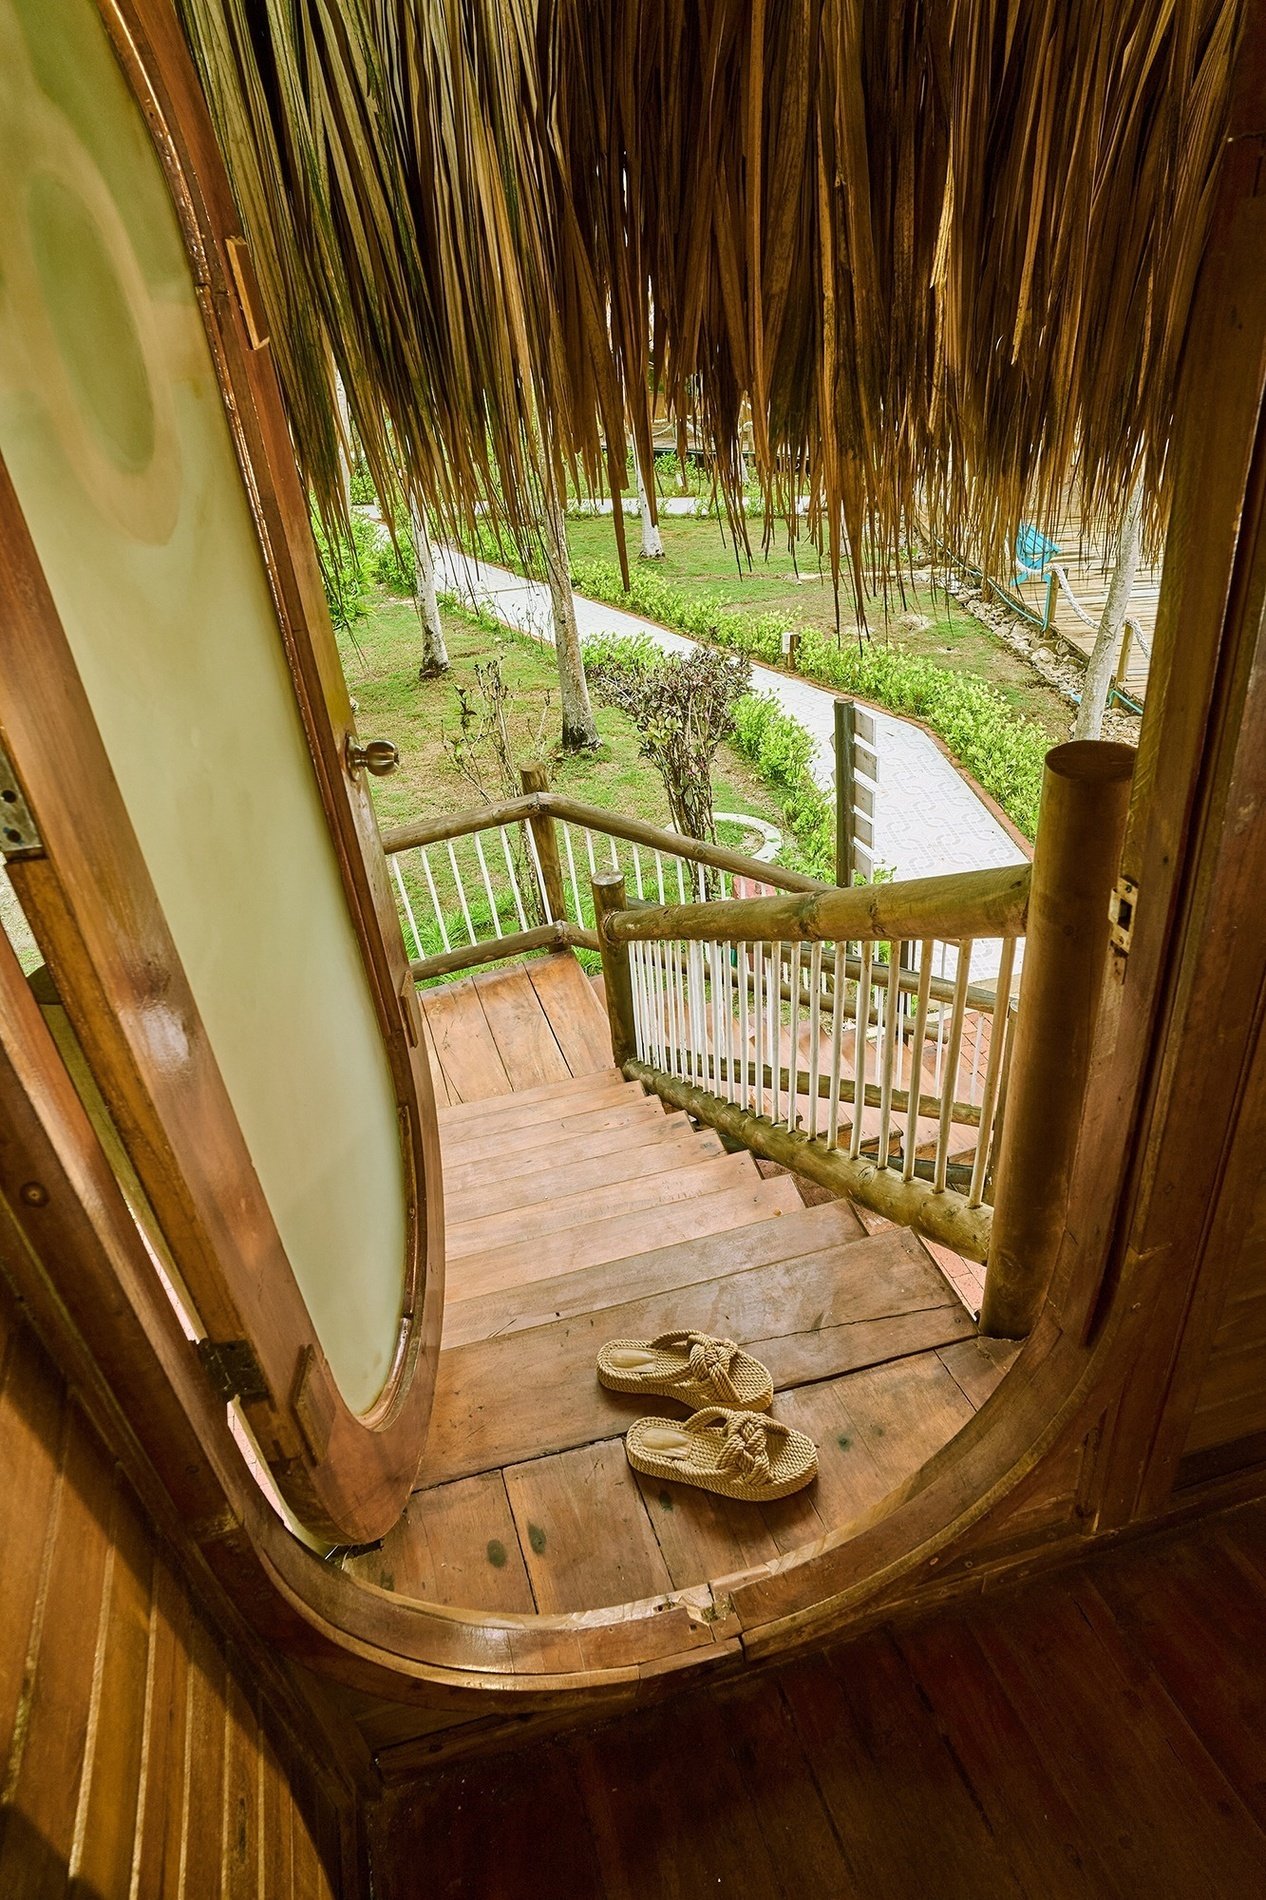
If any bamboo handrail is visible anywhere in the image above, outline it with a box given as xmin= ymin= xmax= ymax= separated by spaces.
xmin=603 ymin=863 xmax=1032 ymax=950
xmin=381 ymin=792 xmax=825 ymax=895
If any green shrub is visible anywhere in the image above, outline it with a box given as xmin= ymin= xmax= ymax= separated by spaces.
xmin=570 ymin=558 xmax=1047 ymax=838
xmin=730 ymin=694 xmax=836 ymax=880
xmin=311 ymin=510 xmax=377 ymax=629
xmin=349 ymin=458 xmax=376 ymax=506
xmin=372 ymin=527 xmax=415 ymax=595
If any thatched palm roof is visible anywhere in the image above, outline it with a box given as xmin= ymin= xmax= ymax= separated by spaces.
xmin=177 ymin=0 xmax=1239 ymax=586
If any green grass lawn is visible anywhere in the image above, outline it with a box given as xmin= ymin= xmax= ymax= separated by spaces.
xmin=559 ymin=507 xmax=1071 ymax=744
xmin=337 ymin=586 xmax=787 ymax=848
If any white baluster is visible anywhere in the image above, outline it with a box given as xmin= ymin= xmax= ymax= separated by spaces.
xmin=934 ymin=943 xmax=974 ymax=1192
xmin=472 ymin=831 xmax=503 ymax=939
xmin=391 ymin=856 xmax=424 ymax=961
xmin=902 ymin=940 xmax=936 ymax=1183
xmin=420 ymin=846 xmax=450 ymax=954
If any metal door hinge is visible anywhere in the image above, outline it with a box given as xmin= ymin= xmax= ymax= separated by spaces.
xmin=197 ymin=1337 xmax=269 ymax=1405
xmin=1108 ymin=875 xmax=1138 ymax=956
xmin=0 ymin=745 xmax=41 ymax=857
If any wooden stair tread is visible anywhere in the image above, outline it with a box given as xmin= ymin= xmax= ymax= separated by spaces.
xmin=443 ymin=1129 xmax=724 ymax=1224
xmin=442 ymin=1198 xmax=868 ymax=1348
xmin=440 ymin=1080 xmax=650 ymax=1143
xmin=418 ymin=1224 xmax=973 ymax=1486
xmin=444 ymin=1174 xmax=803 ymax=1304
xmin=438 ymin=1067 xmax=625 ymax=1123
xmin=445 ymin=1152 xmax=769 ymax=1261
xmin=440 ymin=1110 xmax=708 ymax=1197
xmin=440 ymin=1096 xmax=672 ymax=1167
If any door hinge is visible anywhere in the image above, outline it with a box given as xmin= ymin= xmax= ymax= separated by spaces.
xmin=197 ymin=1337 xmax=269 ymax=1405
xmin=0 ymin=744 xmax=41 ymax=857
xmin=1108 ymin=874 xmax=1138 ymax=956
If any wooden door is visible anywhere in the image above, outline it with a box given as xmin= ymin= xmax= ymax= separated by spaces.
xmin=0 ymin=0 xmax=442 ymax=1541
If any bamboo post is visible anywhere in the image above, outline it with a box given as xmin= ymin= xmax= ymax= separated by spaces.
xmin=834 ymin=698 xmax=856 ymax=886
xmin=979 ymin=741 xmax=1135 ymax=1339
xmin=593 ymin=872 xmax=637 ymax=1067
xmin=520 ymin=762 xmax=567 ymax=930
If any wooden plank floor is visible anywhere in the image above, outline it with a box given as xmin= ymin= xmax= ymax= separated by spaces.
xmin=368 ymin=955 xmax=1014 ymax=1614
xmin=419 ymin=953 xmax=613 ymax=1105
xmin=369 ymin=1499 xmax=1266 ymax=1898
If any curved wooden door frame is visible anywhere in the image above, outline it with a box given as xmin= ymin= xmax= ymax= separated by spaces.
xmin=0 ymin=0 xmax=443 ymax=1543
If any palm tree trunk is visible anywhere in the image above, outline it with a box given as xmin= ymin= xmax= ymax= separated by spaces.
xmin=409 ymin=502 xmax=449 ymax=678
xmin=1073 ymin=478 xmax=1144 ymax=741
xmin=630 ymin=433 xmax=664 ymax=559
xmin=542 ymin=482 xmax=600 ymax=750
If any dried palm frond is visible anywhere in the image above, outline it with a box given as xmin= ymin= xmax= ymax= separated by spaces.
xmin=176 ymin=0 xmax=1240 ymax=593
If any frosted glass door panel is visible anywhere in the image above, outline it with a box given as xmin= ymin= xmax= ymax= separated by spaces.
xmin=0 ymin=0 xmax=407 ymax=1413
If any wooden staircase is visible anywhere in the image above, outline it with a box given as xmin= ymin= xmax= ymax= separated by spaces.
xmin=347 ymin=956 xmax=1016 ymax=1622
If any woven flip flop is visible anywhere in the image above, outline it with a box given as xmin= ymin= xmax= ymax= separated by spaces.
xmin=625 ymin=1406 xmax=818 ymax=1503
xmin=597 ymin=1331 xmax=773 ymax=1411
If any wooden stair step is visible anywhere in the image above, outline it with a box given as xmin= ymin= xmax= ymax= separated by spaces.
xmin=440 ymin=1095 xmax=672 ymax=1168
xmin=438 ymin=1068 xmax=626 ymax=1124
xmin=441 ymin=1109 xmax=711 ymax=1197
xmin=419 ymin=1225 xmax=973 ymax=1486
xmin=443 ymin=1129 xmax=724 ymax=1224
xmin=442 ymin=1199 xmax=868 ymax=1348
xmin=445 ymin=1174 xmax=803 ymax=1305
xmin=440 ymin=1081 xmax=649 ymax=1144
xmin=469 ymin=967 xmax=574 ymax=1092
xmin=446 ymin=1152 xmax=765 ymax=1261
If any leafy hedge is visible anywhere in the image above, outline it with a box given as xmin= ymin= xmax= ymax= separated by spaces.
xmin=570 ymin=558 xmax=1047 ymax=838
xmin=581 ymin=631 xmax=835 ymax=880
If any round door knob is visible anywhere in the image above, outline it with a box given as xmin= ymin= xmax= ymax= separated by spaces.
xmin=346 ymin=737 xmax=399 ymax=777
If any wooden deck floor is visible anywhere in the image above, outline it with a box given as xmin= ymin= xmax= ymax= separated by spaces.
xmin=1009 ymin=510 xmax=1163 ymax=700
xmin=369 ymin=1496 xmax=1266 ymax=1897
xmin=350 ymin=955 xmax=1014 ymax=1619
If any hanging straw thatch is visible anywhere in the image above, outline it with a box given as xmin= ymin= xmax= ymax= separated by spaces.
xmin=177 ymin=0 xmax=1240 ymax=591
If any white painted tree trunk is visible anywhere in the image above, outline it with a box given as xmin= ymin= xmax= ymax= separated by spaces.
xmin=333 ymin=366 xmax=354 ymax=512
xmin=1073 ymin=478 xmax=1144 ymax=741
xmin=542 ymin=482 xmax=600 ymax=750
xmin=630 ymin=433 xmax=665 ymax=559
xmin=409 ymin=502 xmax=449 ymax=678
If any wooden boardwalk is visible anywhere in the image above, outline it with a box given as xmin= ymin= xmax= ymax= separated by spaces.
xmin=1009 ymin=511 xmax=1164 ymax=704
xmin=371 ymin=1497 xmax=1266 ymax=1897
xmin=350 ymin=955 xmax=1011 ymax=1626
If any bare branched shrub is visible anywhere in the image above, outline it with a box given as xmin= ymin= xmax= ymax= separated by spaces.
xmin=443 ymin=659 xmax=551 ymax=923
xmin=587 ymin=641 xmax=751 ymax=847
xmin=444 ymin=658 xmax=550 ymax=804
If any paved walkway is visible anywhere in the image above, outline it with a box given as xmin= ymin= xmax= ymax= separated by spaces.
xmin=436 ymin=547 xmax=1027 ymax=888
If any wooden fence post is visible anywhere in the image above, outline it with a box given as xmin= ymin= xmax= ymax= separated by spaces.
xmin=592 ymin=872 xmax=637 ymax=1068
xmin=520 ymin=762 xmax=567 ymax=931
xmin=979 ymin=741 xmax=1135 ymax=1339
xmin=834 ymin=698 xmax=856 ymax=885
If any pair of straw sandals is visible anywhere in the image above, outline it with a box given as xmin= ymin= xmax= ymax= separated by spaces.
xmin=597 ymin=1330 xmax=819 ymax=1502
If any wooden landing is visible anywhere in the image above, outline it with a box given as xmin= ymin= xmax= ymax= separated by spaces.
xmin=369 ymin=1498 xmax=1266 ymax=1896
xmin=418 ymin=952 xmax=613 ymax=1105
xmin=350 ymin=967 xmax=1016 ymax=1614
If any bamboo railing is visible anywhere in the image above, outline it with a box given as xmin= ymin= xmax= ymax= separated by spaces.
xmin=380 ymin=776 xmax=823 ymax=984
xmin=594 ymin=743 xmax=1134 ymax=1338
